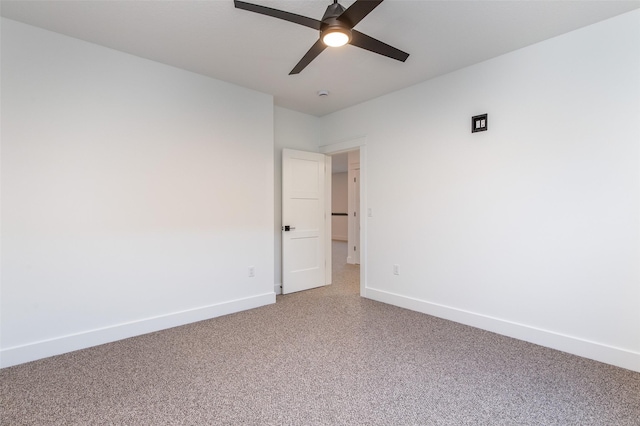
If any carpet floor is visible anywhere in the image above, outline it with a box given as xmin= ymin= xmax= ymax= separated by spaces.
xmin=1 ymin=241 xmax=639 ymax=425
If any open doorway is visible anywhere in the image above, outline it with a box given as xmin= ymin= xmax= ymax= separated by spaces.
xmin=330 ymin=149 xmax=360 ymax=293
xmin=279 ymin=142 xmax=364 ymax=296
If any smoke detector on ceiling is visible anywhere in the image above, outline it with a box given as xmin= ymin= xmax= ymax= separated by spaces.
xmin=317 ymin=90 xmax=330 ymax=97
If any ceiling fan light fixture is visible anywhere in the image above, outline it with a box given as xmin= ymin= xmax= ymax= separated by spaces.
xmin=234 ymin=0 xmax=409 ymax=75
xmin=322 ymin=27 xmax=351 ymax=47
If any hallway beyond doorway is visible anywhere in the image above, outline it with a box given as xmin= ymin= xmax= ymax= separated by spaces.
xmin=331 ymin=240 xmax=360 ymax=296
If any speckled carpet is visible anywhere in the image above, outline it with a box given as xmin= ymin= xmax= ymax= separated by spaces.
xmin=1 ymin=241 xmax=639 ymax=425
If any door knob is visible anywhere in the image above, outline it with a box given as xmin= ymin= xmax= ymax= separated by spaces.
xmin=282 ymin=225 xmax=295 ymax=231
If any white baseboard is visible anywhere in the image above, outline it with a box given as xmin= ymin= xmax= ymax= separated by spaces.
xmin=365 ymin=288 xmax=640 ymax=373
xmin=0 ymin=292 xmax=276 ymax=369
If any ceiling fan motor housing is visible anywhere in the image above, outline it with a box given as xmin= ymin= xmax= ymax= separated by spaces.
xmin=321 ymin=2 xmax=352 ymax=45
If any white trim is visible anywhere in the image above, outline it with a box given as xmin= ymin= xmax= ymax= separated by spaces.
xmin=366 ymin=288 xmax=640 ymax=373
xmin=274 ymin=283 xmax=282 ymax=295
xmin=325 ymin=155 xmax=332 ymax=285
xmin=358 ymin=147 xmax=367 ymax=297
xmin=319 ymin=136 xmax=367 ymax=155
xmin=1 ymin=292 xmax=276 ymax=368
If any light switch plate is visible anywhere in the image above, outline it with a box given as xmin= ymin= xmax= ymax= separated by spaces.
xmin=472 ymin=114 xmax=488 ymax=133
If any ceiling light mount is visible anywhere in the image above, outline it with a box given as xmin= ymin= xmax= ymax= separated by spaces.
xmin=317 ymin=90 xmax=330 ymax=97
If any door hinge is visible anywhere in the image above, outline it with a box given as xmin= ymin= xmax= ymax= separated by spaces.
xmin=354 ymin=177 xmax=356 ymax=182
xmin=354 ymin=246 xmax=356 ymax=251
xmin=353 ymin=212 xmax=356 ymax=217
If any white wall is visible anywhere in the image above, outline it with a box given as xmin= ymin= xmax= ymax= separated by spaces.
xmin=332 ymin=172 xmax=348 ymax=241
xmin=320 ymin=10 xmax=640 ymax=372
xmin=0 ymin=19 xmax=275 ymax=367
xmin=273 ymin=107 xmax=320 ymax=291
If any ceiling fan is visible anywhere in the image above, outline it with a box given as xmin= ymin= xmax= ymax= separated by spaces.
xmin=234 ymin=0 xmax=410 ymax=75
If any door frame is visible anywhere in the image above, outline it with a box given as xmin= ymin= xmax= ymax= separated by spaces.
xmin=320 ymin=137 xmax=367 ymax=297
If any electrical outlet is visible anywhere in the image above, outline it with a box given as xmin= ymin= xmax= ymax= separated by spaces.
xmin=393 ymin=264 xmax=399 ymax=275
xmin=248 ymin=266 xmax=255 ymax=277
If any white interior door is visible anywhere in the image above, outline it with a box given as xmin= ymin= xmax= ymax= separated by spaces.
xmin=347 ymin=150 xmax=360 ymax=265
xmin=282 ymin=149 xmax=331 ymax=294
xmin=353 ymin=169 xmax=361 ymax=264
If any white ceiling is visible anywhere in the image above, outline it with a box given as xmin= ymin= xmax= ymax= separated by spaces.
xmin=2 ymin=0 xmax=639 ymax=116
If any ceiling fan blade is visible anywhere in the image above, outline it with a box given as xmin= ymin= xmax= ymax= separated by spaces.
xmin=338 ymin=0 xmax=383 ymax=28
xmin=350 ymin=30 xmax=409 ymax=62
xmin=289 ymin=39 xmax=328 ymax=75
xmin=234 ymin=0 xmax=322 ymax=30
